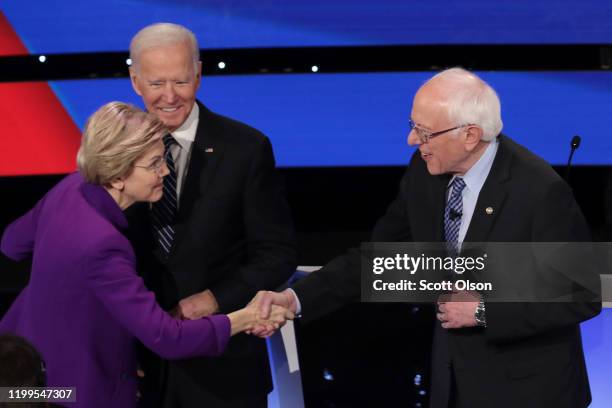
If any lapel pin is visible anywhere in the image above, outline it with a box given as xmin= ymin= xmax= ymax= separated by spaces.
xmin=205 ymin=147 xmax=214 ymax=153
xmin=485 ymin=207 xmax=494 ymax=215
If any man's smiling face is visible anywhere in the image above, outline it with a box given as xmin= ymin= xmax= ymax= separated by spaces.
xmin=130 ymin=41 xmax=201 ymax=132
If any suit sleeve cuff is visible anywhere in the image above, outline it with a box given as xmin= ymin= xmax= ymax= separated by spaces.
xmin=207 ymin=314 xmax=232 ymax=354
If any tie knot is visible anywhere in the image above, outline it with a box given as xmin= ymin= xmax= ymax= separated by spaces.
xmin=450 ymin=177 xmax=466 ymax=195
xmin=163 ymin=135 xmax=177 ymax=149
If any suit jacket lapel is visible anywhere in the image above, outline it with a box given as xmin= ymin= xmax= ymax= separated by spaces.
xmin=171 ymin=102 xmax=227 ymax=253
xmin=432 ymin=174 xmax=451 ymax=242
xmin=464 ymin=136 xmax=511 ymax=243
xmin=178 ymin=101 xmax=226 ymax=214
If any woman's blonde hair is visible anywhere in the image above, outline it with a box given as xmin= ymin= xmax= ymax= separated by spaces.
xmin=77 ymin=102 xmax=167 ymax=185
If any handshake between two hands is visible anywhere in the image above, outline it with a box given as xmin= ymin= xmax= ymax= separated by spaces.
xmin=171 ymin=289 xmax=298 ymax=338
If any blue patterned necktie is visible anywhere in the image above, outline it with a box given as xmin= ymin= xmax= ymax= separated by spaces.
xmin=152 ymin=135 xmax=178 ymax=256
xmin=444 ymin=177 xmax=466 ymax=252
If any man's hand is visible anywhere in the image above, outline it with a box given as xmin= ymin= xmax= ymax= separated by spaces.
xmin=247 ymin=289 xmax=298 ymax=337
xmin=437 ymin=291 xmax=481 ymax=329
xmin=250 ymin=289 xmax=298 ymax=317
xmin=227 ymin=303 xmax=294 ymax=336
xmin=178 ymin=289 xmax=219 ymax=320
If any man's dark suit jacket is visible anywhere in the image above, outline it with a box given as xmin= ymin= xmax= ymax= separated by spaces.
xmin=292 ymin=135 xmax=601 ymax=408
xmin=129 ymin=101 xmax=297 ymax=400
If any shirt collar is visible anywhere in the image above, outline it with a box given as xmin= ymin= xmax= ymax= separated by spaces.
xmin=171 ymin=102 xmax=199 ymax=149
xmin=449 ymin=138 xmax=499 ymax=192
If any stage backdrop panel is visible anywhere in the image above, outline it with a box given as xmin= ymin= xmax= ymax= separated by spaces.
xmin=2 ymin=0 xmax=612 ymax=55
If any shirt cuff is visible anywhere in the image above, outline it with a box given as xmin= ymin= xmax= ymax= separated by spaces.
xmin=287 ymin=288 xmax=302 ymax=317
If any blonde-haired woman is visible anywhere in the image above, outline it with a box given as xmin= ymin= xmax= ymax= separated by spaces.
xmin=0 ymin=102 xmax=291 ymax=408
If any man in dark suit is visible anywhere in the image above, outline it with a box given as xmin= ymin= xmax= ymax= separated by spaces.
xmin=127 ymin=23 xmax=297 ymax=407
xmin=251 ymin=68 xmax=601 ymax=407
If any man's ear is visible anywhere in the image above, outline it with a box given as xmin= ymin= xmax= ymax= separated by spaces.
xmin=464 ymin=125 xmax=484 ymax=151
xmin=129 ymin=66 xmax=143 ymax=96
xmin=195 ymin=61 xmax=202 ymax=90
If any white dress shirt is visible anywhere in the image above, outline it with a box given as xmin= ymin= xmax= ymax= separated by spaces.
xmin=449 ymin=138 xmax=499 ymax=246
xmin=168 ymin=103 xmax=199 ymax=200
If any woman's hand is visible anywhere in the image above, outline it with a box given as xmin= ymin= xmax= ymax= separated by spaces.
xmin=227 ymin=303 xmax=294 ymax=336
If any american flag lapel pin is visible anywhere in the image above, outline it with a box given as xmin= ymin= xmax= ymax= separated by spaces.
xmin=205 ymin=147 xmax=214 ymax=153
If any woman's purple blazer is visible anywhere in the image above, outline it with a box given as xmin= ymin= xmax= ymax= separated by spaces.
xmin=0 ymin=173 xmax=231 ymax=407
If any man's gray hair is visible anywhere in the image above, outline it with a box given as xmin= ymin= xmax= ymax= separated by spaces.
xmin=427 ymin=68 xmax=503 ymax=141
xmin=130 ymin=23 xmax=200 ymax=70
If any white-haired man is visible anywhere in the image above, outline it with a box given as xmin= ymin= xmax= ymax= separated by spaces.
xmin=127 ymin=23 xmax=297 ymax=408
xmin=251 ymin=68 xmax=601 ymax=408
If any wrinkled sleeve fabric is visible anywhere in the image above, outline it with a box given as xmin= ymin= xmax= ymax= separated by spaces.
xmin=83 ymin=234 xmax=231 ymax=360
xmin=1 ymin=195 xmax=47 ymax=261
xmin=294 ymin=169 xmax=413 ymax=323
